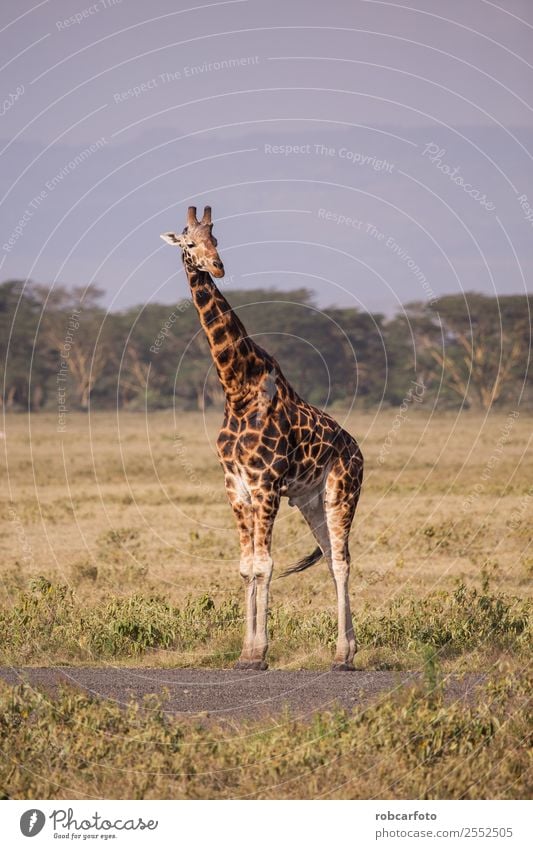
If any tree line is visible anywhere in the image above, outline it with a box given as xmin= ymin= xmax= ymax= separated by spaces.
xmin=0 ymin=279 xmax=530 ymax=412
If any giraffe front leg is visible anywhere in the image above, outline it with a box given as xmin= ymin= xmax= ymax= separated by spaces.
xmin=235 ymin=574 xmax=257 ymax=669
xmin=249 ymin=489 xmax=280 ymax=669
xmin=224 ymin=480 xmax=257 ymax=668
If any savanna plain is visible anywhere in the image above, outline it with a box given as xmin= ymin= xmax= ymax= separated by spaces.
xmin=1 ymin=409 xmax=531 ymax=799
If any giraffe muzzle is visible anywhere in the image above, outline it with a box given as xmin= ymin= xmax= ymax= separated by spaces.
xmin=210 ymin=260 xmax=225 ymax=278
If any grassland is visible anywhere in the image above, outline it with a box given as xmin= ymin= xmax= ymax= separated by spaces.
xmin=1 ymin=408 xmax=531 ymax=669
xmin=0 ymin=408 xmax=531 ymax=798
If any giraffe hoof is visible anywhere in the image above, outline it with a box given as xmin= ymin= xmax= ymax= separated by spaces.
xmin=331 ymin=662 xmax=356 ymax=672
xmin=234 ymin=660 xmax=268 ymax=671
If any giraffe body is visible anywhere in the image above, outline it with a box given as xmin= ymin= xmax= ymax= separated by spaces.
xmin=161 ymin=207 xmax=363 ymax=670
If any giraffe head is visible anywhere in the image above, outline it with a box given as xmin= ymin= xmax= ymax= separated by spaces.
xmin=160 ymin=206 xmax=225 ymax=278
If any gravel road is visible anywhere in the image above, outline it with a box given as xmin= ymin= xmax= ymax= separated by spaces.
xmin=0 ymin=667 xmax=484 ymax=720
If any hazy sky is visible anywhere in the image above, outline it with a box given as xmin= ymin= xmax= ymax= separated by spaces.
xmin=1 ymin=0 xmax=532 ymax=315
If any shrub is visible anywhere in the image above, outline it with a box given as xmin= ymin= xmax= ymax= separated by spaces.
xmin=357 ymin=580 xmax=530 ymax=655
xmin=0 ymin=577 xmax=530 ymax=665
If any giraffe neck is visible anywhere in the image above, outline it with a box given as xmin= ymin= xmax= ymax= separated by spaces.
xmin=185 ymin=263 xmax=268 ymax=404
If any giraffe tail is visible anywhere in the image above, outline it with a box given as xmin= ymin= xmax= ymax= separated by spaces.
xmin=278 ymin=546 xmax=323 ymax=578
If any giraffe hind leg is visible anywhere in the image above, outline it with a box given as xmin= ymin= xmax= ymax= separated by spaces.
xmin=291 ymin=489 xmax=331 ymax=563
xmin=292 ymin=486 xmax=355 ymax=669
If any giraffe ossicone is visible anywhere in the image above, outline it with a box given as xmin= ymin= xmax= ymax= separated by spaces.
xmin=161 ymin=205 xmax=364 ymax=671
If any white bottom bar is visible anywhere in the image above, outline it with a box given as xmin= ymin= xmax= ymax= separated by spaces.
xmin=4 ymin=799 xmax=531 ymax=848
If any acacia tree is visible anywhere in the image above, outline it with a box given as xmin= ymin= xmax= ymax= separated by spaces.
xmin=39 ymin=284 xmax=111 ymax=409
xmin=108 ymin=306 xmax=171 ymax=408
xmin=406 ymin=294 xmax=531 ymax=409
xmin=0 ymin=280 xmax=55 ymax=410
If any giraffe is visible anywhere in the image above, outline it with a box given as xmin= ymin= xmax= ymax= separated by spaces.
xmin=161 ymin=206 xmax=364 ymax=671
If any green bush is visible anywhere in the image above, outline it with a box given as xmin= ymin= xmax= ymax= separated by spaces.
xmin=0 ymin=577 xmax=529 ymax=665
xmin=357 ymin=581 xmax=530 ymax=654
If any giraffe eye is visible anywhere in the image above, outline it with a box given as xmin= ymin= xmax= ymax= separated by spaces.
xmin=186 ymin=241 xmax=195 ymax=248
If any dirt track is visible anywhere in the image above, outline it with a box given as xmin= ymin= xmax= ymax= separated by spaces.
xmin=0 ymin=667 xmax=484 ymax=720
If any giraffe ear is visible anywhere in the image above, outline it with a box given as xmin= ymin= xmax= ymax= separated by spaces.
xmin=160 ymin=232 xmax=185 ymax=246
